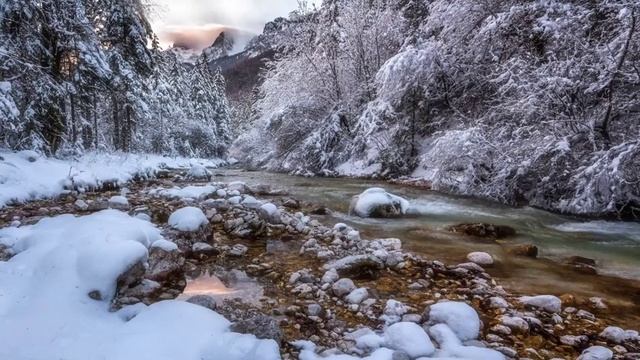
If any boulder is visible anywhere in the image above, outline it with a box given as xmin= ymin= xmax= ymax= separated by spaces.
xmin=146 ymin=246 xmax=185 ymax=282
xmin=506 ymin=244 xmax=538 ymax=258
xmin=448 ymin=223 xmax=516 ymax=239
xmin=258 ymin=203 xmax=282 ymax=224
xmin=349 ymin=188 xmax=409 ymax=218
xmin=108 ymin=195 xmax=130 ymax=210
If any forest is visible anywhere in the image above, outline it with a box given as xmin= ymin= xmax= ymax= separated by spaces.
xmin=0 ymin=0 xmax=231 ymax=158
xmin=233 ymin=0 xmax=640 ymax=219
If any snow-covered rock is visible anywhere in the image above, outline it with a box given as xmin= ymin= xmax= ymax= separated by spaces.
xmin=168 ymin=207 xmax=208 ymax=232
xmin=428 ymin=301 xmax=480 ymax=341
xmin=466 ymin=251 xmax=494 ymax=266
xmin=381 ymin=299 xmax=408 ymax=325
xmin=519 ymin=295 xmax=562 ymax=313
xmin=0 ymin=210 xmax=278 ymax=360
xmin=429 ymin=323 xmax=505 ymax=360
xmin=186 ymin=164 xmax=211 ymax=180
xmin=349 ymin=188 xmax=409 ymax=218
xmin=108 ymin=195 xmax=129 ymax=210
xmin=383 ymin=322 xmax=435 ymax=358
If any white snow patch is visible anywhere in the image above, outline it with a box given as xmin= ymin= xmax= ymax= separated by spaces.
xmin=168 ymin=207 xmax=208 ymax=232
xmin=350 ymin=188 xmax=409 ymax=218
xmin=428 ymin=301 xmax=480 ymax=341
xmin=150 ymin=185 xmax=218 ymax=199
xmin=0 ymin=151 xmax=225 ymax=208
xmin=384 ymin=322 xmax=435 ymax=358
xmin=0 ymin=210 xmax=278 ymax=360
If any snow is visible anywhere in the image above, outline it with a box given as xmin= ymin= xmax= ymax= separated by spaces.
xmin=108 ymin=195 xmax=129 ymax=208
xmin=0 ymin=210 xmax=278 ymax=360
xmin=168 ymin=206 xmax=208 ymax=232
xmin=349 ymin=188 xmax=409 ymax=218
xmin=428 ymin=301 xmax=480 ymax=341
xmin=384 ymin=322 xmax=435 ymax=358
xmin=429 ymin=323 xmax=505 ymax=360
xmin=519 ymin=295 xmax=562 ymax=313
xmin=0 ymin=151 xmax=225 ymax=208
xmin=150 ymin=185 xmax=218 ymax=200
xmin=151 ymin=239 xmax=179 ymax=252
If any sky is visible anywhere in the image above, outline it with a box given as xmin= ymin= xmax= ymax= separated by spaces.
xmin=151 ymin=0 xmax=301 ymax=50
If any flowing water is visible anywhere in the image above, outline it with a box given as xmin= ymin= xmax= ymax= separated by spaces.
xmin=215 ymin=169 xmax=640 ymax=326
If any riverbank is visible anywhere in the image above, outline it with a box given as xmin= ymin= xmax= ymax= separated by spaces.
xmin=1 ymin=165 xmax=638 ymax=359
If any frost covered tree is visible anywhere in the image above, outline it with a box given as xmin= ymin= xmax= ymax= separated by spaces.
xmin=0 ymin=0 xmax=233 ymax=158
xmin=235 ymin=0 xmax=640 ymax=218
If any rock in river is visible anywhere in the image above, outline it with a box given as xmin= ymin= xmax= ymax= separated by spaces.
xmin=349 ymin=187 xmax=409 ymax=218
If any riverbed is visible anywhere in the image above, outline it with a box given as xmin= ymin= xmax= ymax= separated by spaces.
xmin=216 ymin=169 xmax=640 ymax=327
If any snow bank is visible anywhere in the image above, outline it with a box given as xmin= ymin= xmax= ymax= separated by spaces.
xmin=168 ymin=207 xmax=208 ymax=232
xmin=0 ymin=210 xmax=278 ymax=360
xmin=349 ymin=188 xmax=409 ymax=218
xmin=0 ymin=150 xmax=225 ymax=208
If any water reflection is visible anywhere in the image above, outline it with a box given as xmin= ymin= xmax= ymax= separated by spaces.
xmin=179 ymin=272 xmax=263 ymax=305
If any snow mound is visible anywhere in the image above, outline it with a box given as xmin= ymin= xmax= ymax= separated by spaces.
xmin=186 ymin=164 xmax=212 ymax=180
xmin=168 ymin=207 xmax=208 ymax=232
xmin=0 ymin=210 xmax=279 ymax=360
xmin=428 ymin=301 xmax=480 ymax=341
xmin=349 ymin=188 xmax=409 ymax=218
xmin=429 ymin=323 xmax=505 ymax=360
xmin=0 ymin=151 xmax=225 ymax=208
xmin=384 ymin=322 xmax=435 ymax=357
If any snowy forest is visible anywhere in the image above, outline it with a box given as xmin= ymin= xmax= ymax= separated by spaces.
xmin=0 ymin=0 xmax=231 ymax=158
xmin=233 ymin=0 xmax=640 ymax=219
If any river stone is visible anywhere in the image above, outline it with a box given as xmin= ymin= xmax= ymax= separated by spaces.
xmin=186 ymin=295 xmax=217 ymax=311
xmin=323 ymin=254 xmax=385 ymax=279
xmin=230 ymin=315 xmax=283 ymax=344
xmin=0 ymin=244 xmax=14 ymax=261
xmin=578 ymin=346 xmax=614 ymax=360
xmin=349 ymin=188 xmax=409 ymax=218
xmin=507 ymin=243 xmax=538 ymax=258
xmin=448 ymin=223 xmax=516 ymax=239
xmin=345 ymin=288 xmax=369 ymax=304
xmin=466 ymin=251 xmax=494 ymax=266
xmin=146 ymin=246 xmax=185 ymax=281
xmin=332 ymin=278 xmax=356 ymax=297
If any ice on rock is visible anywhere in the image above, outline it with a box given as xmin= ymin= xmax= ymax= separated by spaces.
xmin=519 ymin=295 xmax=562 ymax=313
xmin=0 ymin=210 xmax=278 ymax=360
xmin=168 ymin=206 xmax=208 ymax=232
xmin=345 ymin=288 xmax=369 ymax=304
xmin=384 ymin=322 xmax=435 ymax=358
xmin=349 ymin=188 xmax=409 ymax=218
xmin=428 ymin=301 xmax=480 ymax=341
xmin=577 ymin=346 xmax=614 ymax=360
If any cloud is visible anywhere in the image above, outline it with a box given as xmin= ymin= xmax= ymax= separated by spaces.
xmin=151 ymin=0 xmax=301 ymax=50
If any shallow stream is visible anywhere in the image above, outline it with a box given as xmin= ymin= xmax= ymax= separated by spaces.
xmin=216 ymin=169 xmax=640 ymax=326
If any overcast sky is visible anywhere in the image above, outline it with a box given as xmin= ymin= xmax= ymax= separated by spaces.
xmin=151 ymin=0 xmax=301 ymax=49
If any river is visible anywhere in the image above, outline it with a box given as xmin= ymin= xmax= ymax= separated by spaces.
xmin=216 ymin=168 xmax=640 ymax=327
